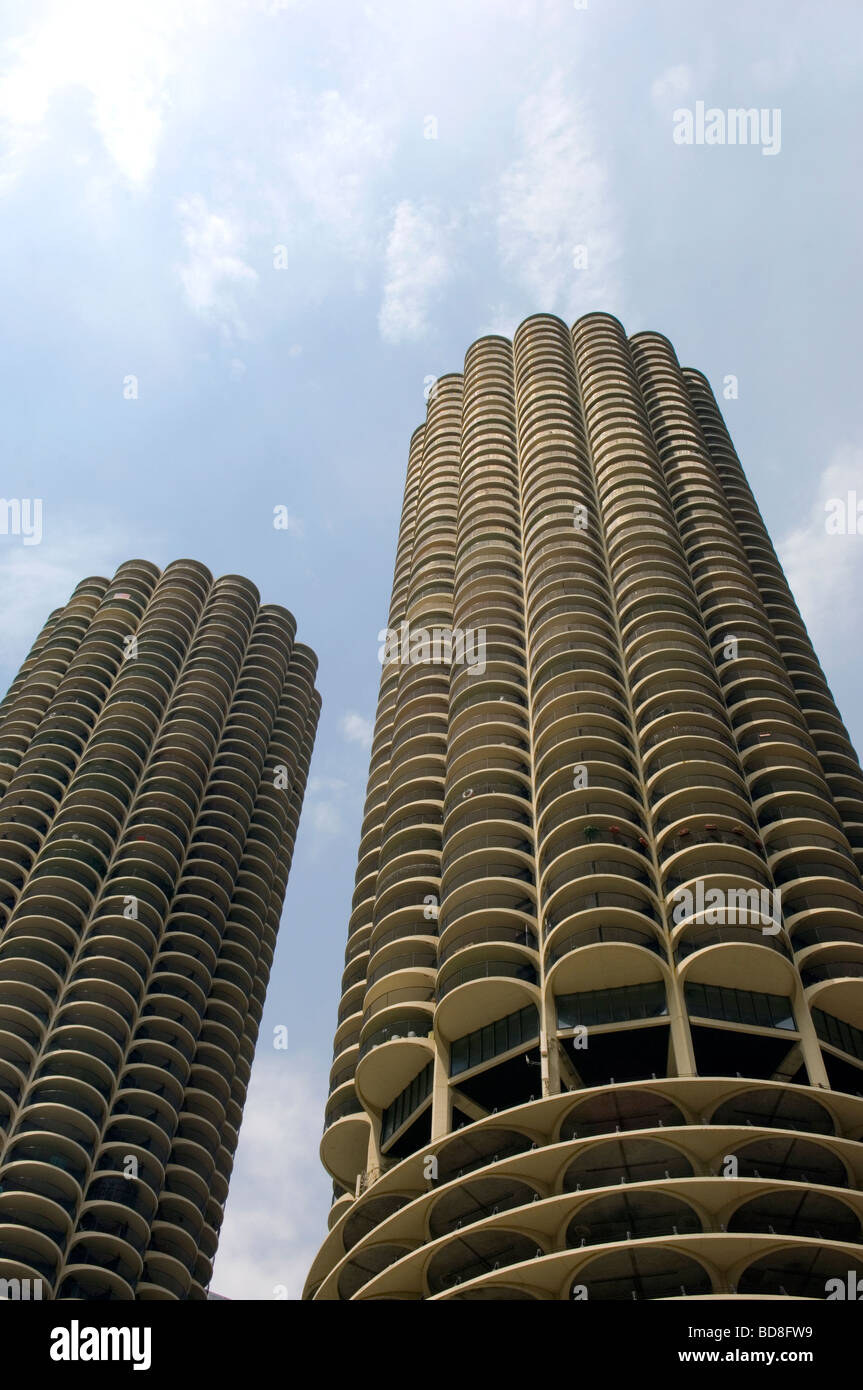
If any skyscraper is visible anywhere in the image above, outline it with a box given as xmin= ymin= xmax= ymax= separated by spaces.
xmin=0 ymin=558 xmax=319 ymax=1300
xmin=306 ymin=311 xmax=863 ymax=1301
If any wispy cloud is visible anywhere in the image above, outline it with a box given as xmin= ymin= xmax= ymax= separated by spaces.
xmin=378 ymin=200 xmax=453 ymax=344
xmin=340 ymin=711 xmax=373 ymax=749
xmin=280 ymin=88 xmax=394 ymax=261
xmin=778 ymin=445 xmax=863 ymax=659
xmin=0 ymin=0 xmax=214 ymax=191
xmin=650 ymin=63 xmax=695 ymax=108
xmin=177 ymin=194 xmax=258 ymax=339
xmin=210 ymin=1053 xmax=331 ymax=1300
xmin=305 ymin=774 xmax=351 ymax=838
xmin=495 ymin=73 xmax=622 ymax=317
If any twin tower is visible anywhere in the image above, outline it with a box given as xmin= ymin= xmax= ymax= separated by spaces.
xmin=2 ymin=312 xmax=863 ymax=1302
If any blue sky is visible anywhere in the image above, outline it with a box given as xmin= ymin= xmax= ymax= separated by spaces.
xmin=1 ymin=0 xmax=861 ymax=1298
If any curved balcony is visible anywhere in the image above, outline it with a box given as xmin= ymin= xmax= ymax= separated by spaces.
xmin=546 ymin=923 xmax=666 ymax=975
xmin=562 ymin=1135 xmax=693 ymax=1190
xmin=426 ymin=1228 xmax=540 ymax=1295
xmin=801 ymin=955 xmax=863 ymax=1028
xmin=434 ymin=954 xmax=540 ymax=1041
xmin=355 ymin=1000 xmax=435 ymax=1094
xmin=565 ymin=1190 xmax=702 ymax=1248
xmin=543 ymin=886 xmax=660 ymax=939
xmin=737 ymin=1246 xmax=863 ymax=1299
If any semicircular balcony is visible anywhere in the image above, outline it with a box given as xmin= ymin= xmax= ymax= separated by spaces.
xmin=138 ymin=1251 xmax=193 ymax=1300
xmin=0 ymin=1223 xmax=62 ymax=1293
xmin=623 ymin=615 xmax=713 ymax=674
xmin=536 ymin=714 xmax=635 ymax=782
xmin=674 ymin=922 xmax=795 ymax=994
xmin=529 ymin=641 xmax=623 ymax=707
xmin=425 ymin=1227 xmax=541 ymax=1297
xmin=427 ymin=1174 xmax=540 ymax=1240
xmin=0 ymin=1159 xmax=79 ymax=1238
xmin=441 ymin=823 xmax=533 ymax=883
xmin=763 ymin=823 xmax=857 ymax=887
xmin=337 ymin=1239 xmax=417 ymax=1300
xmin=772 ymin=849 xmax=862 ymax=898
xmin=328 ymin=1043 xmax=360 ymax=1100
xmin=442 ymin=779 xmax=532 ymax=858
xmin=724 ymin=1133 xmax=848 ymax=1189
xmin=58 ymin=1234 xmax=140 ymax=1297
xmin=799 ymin=944 xmax=863 ymax=1029
xmin=708 ymin=1084 xmax=835 ymax=1135
xmin=438 ymin=915 xmax=539 ymax=969
xmin=736 ymin=1245 xmax=863 ymax=1299
xmin=557 ymin=1087 xmax=688 ymax=1149
xmin=561 ymin=1134 xmax=694 ymax=1191
xmin=663 ymin=844 xmax=772 ymax=906
xmin=76 ymin=1188 xmax=152 ymax=1260
xmin=641 ymin=708 xmax=733 ymax=770
xmin=355 ymin=987 xmax=436 ymax=1100
xmin=0 ymin=939 xmax=63 ymax=1006
xmin=340 ymin=1191 xmax=414 ymax=1250
xmin=433 ymin=946 xmax=539 ymax=1042
xmin=657 ymin=815 xmax=763 ymax=877
xmin=573 ymin=1245 xmax=713 ymax=1300
xmin=631 ymin=667 xmax=723 ymax=725
xmin=545 ymin=922 xmax=668 ymax=997
xmin=727 ymin=1188 xmax=861 ymax=1244
xmin=362 ymin=952 xmax=437 ymax=1047
xmin=378 ymin=810 xmax=441 ymax=866
xmin=780 ymin=878 xmax=863 ymax=941
xmin=319 ymin=1092 xmax=372 ymax=1191
xmin=565 ymin=1189 xmax=702 ymax=1250
xmin=541 ymin=853 xmax=661 ymax=943
xmin=364 ymin=940 xmax=437 ymax=998
xmin=438 ymin=862 xmax=536 ymax=945
xmin=648 ymin=760 xmax=749 ymax=822
xmin=531 ymin=676 xmax=628 ymax=746
xmin=540 ymin=779 xmax=644 ymax=854
xmin=628 ymin=640 xmax=715 ymax=695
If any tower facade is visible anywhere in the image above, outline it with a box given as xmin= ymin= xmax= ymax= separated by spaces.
xmin=307 ymin=312 xmax=863 ymax=1301
xmin=0 ymin=558 xmax=319 ymax=1299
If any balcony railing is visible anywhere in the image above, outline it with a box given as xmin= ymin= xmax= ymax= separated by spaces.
xmin=436 ymin=959 xmax=538 ymax=1000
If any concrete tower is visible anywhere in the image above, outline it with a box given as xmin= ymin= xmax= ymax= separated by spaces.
xmin=0 ymin=558 xmax=319 ymax=1299
xmin=307 ymin=312 xmax=863 ymax=1302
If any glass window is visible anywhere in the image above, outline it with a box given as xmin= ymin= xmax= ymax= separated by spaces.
xmin=685 ymin=982 xmax=795 ymax=1032
xmin=449 ymin=1006 xmax=539 ymax=1077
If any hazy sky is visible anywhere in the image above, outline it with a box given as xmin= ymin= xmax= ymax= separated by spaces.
xmin=1 ymin=0 xmax=861 ymax=1298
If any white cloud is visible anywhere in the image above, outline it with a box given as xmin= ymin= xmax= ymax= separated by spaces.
xmin=650 ymin=63 xmax=694 ymax=108
xmin=495 ymin=73 xmax=621 ymax=316
xmin=305 ymin=775 xmax=351 ymax=838
xmin=778 ymin=445 xmax=863 ymax=659
xmin=340 ymin=711 xmax=373 ymax=749
xmin=281 ymin=88 xmax=394 ymax=258
xmin=0 ymin=0 xmax=215 ymax=190
xmin=378 ymin=200 xmax=452 ymax=344
xmin=177 ymin=194 xmax=258 ymax=338
xmin=210 ymin=1053 xmax=331 ymax=1300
